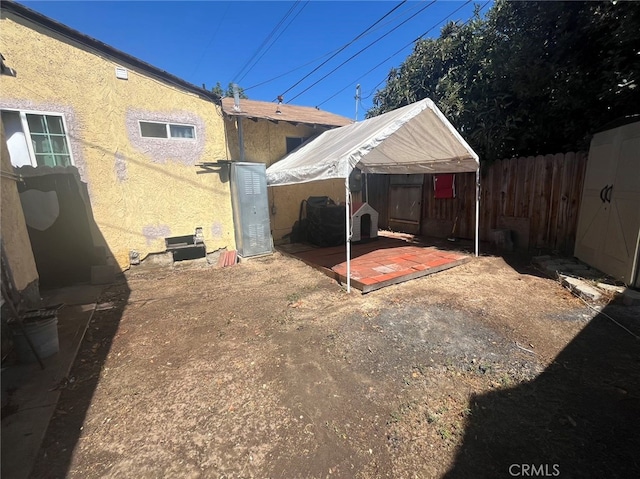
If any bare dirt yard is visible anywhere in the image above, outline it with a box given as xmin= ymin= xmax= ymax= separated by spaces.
xmin=31 ymin=250 xmax=640 ymax=478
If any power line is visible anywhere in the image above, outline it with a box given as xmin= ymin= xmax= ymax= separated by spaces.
xmin=232 ymin=1 xmax=302 ymax=83
xmin=190 ymin=2 xmax=231 ymax=78
xmin=237 ymin=1 xmax=310 ymax=85
xmin=244 ymin=47 xmax=342 ymax=92
xmin=244 ymin=0 xmax=426 ymax=93
xmin=277 ymin=0 xmax=408 ymax=101
xmin=362 ymin=0 xmax=485 ymax=98
xmin=317 ymin=0 xmax=483 ymax=109
xmin=287 ymin=0 xmax=438 ymax=104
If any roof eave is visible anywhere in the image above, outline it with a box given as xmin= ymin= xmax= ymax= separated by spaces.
xmin=2 ymin=1 xmax=221 ymax=104
xmin=222 ymin=111 xmax=346 ymax=129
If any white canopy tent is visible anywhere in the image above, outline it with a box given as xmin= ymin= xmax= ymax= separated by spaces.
xmin=267 ymin=98 xmax=480 ymax=292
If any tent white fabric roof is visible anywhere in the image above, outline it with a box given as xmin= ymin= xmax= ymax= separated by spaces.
xmin=266 ymin=98 xmax=479 ymax=186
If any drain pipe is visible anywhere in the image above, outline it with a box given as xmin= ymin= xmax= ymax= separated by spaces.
xmin=237 ymin=117 xmax=245 ymax=162
xmin=233 ymin=84 xmax=245 ymax=162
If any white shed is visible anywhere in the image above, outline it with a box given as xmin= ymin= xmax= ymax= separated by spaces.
xmin=574 ymin=120 xmax=640 ymax=287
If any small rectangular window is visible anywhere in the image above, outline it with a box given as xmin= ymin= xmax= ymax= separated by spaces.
xmin=169 ymin=124 xmax=194 ymax=139
xmin=139 ymin=121 xmax=195 ymax=139
xmin=286 ymin=137 xmax=309 ymax=154
xmin=140 ymin=121 xmax=168 ymax=138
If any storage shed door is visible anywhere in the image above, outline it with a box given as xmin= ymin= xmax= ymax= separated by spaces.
xmin=575 ymin=121 xmax=640 ymax=285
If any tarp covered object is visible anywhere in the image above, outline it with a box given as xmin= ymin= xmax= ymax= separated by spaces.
xmin=266 ymin=98 xmax=479 ymax=186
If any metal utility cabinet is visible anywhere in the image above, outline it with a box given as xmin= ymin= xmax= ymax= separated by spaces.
xmin=574 ymin=120 xmax=640 ymax=287
xmin=230 ymin=162 xmax=273 ymax=258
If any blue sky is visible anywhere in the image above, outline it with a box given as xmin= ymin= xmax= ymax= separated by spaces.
xmin=19 ymin=1 xmax=490 ymax=119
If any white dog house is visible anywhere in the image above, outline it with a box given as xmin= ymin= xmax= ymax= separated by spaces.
xmin=351 ymin=202 xmax=378 ymax=242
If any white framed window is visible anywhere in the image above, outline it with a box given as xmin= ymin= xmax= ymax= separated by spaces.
xmin=139 ymin=121 xmax=195 ymax=139
xmin=1 ymin=109 xmax=73 ymax=167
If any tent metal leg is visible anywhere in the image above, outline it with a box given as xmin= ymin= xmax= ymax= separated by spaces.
xmin=475 ymin=167 xmax=480 ymax=257
xmin=345 ymin=180 xmax=351 ymax=293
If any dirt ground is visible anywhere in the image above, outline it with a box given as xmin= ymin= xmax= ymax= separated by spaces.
xmin=31 ymin=250 xmax=640 ymax=478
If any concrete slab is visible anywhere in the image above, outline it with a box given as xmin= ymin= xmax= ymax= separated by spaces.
xmin=40 ymin=284 xmax=104 ymax=307
xmin=597 ymin=283 xmax=626 ymax=294
xmin=560 ymin=276 xmax=602 ymax=301
xmin=91 ymin=265 xmax=115 ymax=285
xmin=1 ymin=286 xmax=100 ymax=479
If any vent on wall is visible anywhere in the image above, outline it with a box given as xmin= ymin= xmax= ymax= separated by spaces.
xmin=115 ymin=66 xmax=128 ymax=80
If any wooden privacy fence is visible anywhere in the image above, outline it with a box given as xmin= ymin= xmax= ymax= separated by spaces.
xmin=367 ymin=152 xmax=588 ymax=254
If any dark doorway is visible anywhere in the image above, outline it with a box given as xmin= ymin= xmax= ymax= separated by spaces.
xmin=361 ymin=213 xmax=371 ymax=239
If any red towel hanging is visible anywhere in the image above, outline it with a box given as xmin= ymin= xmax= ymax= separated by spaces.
xmin=434 ymin=174 xmax=455 ymax=199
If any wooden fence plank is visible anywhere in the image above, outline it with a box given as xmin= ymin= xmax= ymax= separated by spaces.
xmin=547 ymin=153 xmax=565 ymax=249
xmin=480 ymin=165 xmax=490 ymax=239
xmin=514 ymin=156 xmax=527 ymax=217
xmin=555 ymin=152 xmax=574 ymax=252
xmin=566 ymin=152 xmax=588 ymax=251
xmin=523 ymin=156 xmax=536 ymax=219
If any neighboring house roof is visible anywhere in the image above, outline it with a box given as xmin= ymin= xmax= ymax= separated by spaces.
xmin=221 ymin=98 xmax=353 ymax=129
xmin=1 ymin=1 xmax=220 ymax=103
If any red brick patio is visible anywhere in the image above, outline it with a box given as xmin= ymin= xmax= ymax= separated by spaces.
xmin=277 ymin=232 xmax=471 ymax=293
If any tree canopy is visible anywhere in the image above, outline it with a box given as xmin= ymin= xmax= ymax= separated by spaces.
xmin=212 ymin=82 xmax=248 ymax=99
xmin=368 ymin=0 xmax=640 ymax=162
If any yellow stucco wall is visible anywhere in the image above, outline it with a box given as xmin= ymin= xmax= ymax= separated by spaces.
xmin=0 ymin=122 xmax=39 ymax=297
xmin=225 ymin=116 xmax=322 ymax=167
xmin=0 ymin=14 xmax=235 ymax=269
xmin=224 ymin=117 xmax=354 ymax=241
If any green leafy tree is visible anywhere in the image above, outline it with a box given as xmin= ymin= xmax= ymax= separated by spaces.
xmin=368 ymin=0 xmax=640 ymax=163
xmin=212 ymin=82 xmax=248 ymax=99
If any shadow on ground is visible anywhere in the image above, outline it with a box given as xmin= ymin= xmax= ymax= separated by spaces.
xmin=28 ymin=278 xmax=130 ymax=478
xmin=443 ymin=299 xmax=640 ymax=478
xmin=1 ymin=166 xmax=132 ymax=479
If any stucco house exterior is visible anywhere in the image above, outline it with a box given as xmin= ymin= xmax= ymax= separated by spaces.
xmin=221 ymin=97 xmax=353 ymax=241
xmin=1 ymin=1 xmax=234 ymax=287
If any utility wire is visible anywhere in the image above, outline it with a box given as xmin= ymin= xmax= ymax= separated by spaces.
xmin=232 ymin=1 xmax=302 ymax=83
xmin=244 ymin=0 xmax=425 ymax=92
xmin=278 ymin=0 xmax=408 ymax=101
xmin=317 ymin=0 xmax=481 ymax=109
xmin=237 ymin=1 xmax=310 ymax=85
xmin=287 ymin=0 xmax=438 ymax=104
xmin=361 ymin=0 xmax=479 ymax=99
xmin=244 ymin=47 xmax=344 ymax=92
xmin=190 ymin=2 xmax=231 ymax=78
